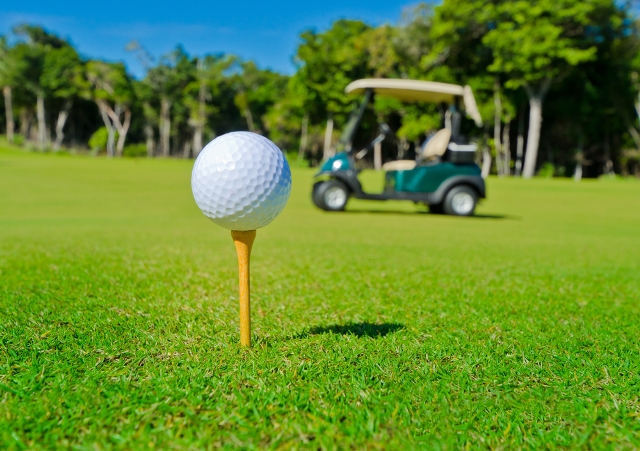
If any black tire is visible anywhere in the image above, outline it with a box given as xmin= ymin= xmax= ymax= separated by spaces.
xmin=443 ymin=185 xmax=478 ymax=216
xmin=312 ymin=180 xmax=349 ymax=211
xmin=429 ymin=203 xmax=444 ymax=214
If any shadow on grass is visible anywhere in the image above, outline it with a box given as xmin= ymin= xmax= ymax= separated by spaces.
xmin=343 ymin=209 xmax=512 ymax=219
xmin=295 ymin=322 xmax=405 ymax=339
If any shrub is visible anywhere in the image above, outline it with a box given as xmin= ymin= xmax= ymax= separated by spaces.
xmin=123 ymin=143 xmax=147 ymax=158
xmin=88 ymin=127 xmax=109 ymax=153
xmin=537 ymin=163 xmax=555 ymax=178
xmin=285 ymin=151 xmax=310 ymax=168
xmin=13 ymin=134 xmax=25 ymax=146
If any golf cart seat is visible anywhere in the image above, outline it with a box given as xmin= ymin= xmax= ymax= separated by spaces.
xmin=382 ymin=128 xmax=452 ymax=171
xmin=382 ymin=159 xmax=417 ymax=171
xmin=420 ymin=128 xmax=451 ymax=161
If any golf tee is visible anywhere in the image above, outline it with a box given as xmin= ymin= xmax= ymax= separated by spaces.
xmin=231 ymin=230 xmax=256 ymax=347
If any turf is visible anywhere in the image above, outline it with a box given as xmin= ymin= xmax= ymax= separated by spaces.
xmin=0 ymin=146 xmax=639 ymax=450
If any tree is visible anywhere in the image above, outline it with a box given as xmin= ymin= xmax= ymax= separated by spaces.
xmin=185 ymin=54 xmax=235 ymax=156
xmin=85 ymin=61 xmax=134 ymax=157
xmin=12 ymin=25 xmax=68 ymax=150
xmin=0 ymin=36 xmax=16 ymax=143
xmin=264 ymin=21 xmax=376 ymax=159
xmin=493 ymin=78 xmax=517 ymax=176
xmin=362 ymin=24 xmax=400 ymax=78
xmin=132 ymin=79 xmax=158 ymax=157
xmin=11 ymin=39 xmax=46 ymax=148
xmin=429 ymin=0 xmax=493 ymax=84
xmin=232 ymin=61 xmax=287 ymax=135
xmin=482 ymin=0 xmax=612 ymax=178
xmin=263 ymin=73 xmax=311 ymax=155
xmin=295 ymin=20 xmax=373 ymax=158
xmin=145 ymin=46 xmax=194 ymax=157
xmin=126 ymin=41 xmax=158 ymax=157
xmin=394 ymin=3 xmax=436 ymax=79
xmin=41 ymin=45 xmax=83 ymax=150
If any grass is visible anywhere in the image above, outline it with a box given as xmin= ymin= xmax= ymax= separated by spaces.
xmin=0 ymin=146 xmax=639 ymax=450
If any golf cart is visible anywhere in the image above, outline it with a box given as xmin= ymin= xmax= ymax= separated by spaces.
xmin=312 ymin=78 xmax=485 ymax=216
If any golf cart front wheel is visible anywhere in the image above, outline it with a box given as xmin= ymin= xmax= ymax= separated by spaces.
xmin=313 ymin=180 xmax=349 ymax=211
xmin=443 ymin=185 xmax=477 ymax=216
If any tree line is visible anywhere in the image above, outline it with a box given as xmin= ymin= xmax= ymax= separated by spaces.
xmin=1 ymin=0 xmax=640 ymax=178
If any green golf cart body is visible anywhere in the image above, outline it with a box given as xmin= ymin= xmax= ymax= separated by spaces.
xmin=312 ymin=78 xmax=486 ymax=216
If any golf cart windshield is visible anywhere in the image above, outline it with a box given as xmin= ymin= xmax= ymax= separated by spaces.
xmin=337 ymin=89 xmax=372 ymax=153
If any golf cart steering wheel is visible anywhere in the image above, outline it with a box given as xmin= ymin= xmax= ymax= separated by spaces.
xmin=379 ymin=122 xmax=394 ymax=139
xmin=355 ymin=122 xmax=395 ymax=160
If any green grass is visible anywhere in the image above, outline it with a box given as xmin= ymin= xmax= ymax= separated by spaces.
xmin=1 ymin=147 xmax=639 ymax=450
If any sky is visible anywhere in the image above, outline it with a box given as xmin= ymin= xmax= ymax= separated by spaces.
xmin=0 ymin=0 xmax=414 ymax=78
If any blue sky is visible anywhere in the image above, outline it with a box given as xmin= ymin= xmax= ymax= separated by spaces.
xmin=0 ymin=1 xmax=414 ymax=77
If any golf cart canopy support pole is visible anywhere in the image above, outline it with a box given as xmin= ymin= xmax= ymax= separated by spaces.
xmin=337 ymin=88 xmax=372 ymax=153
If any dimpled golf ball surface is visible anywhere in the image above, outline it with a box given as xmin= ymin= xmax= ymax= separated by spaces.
xmin=192 ymin=132 xmax=291 ymax=231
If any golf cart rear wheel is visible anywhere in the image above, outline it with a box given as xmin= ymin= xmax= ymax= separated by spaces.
xmin=443 ymin=185 xmax=477 ymax=216
xmin=313 ymin=180 xmax=349 ymax=211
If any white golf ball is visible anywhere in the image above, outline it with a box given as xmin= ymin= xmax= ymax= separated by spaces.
xmin=191 ymin=132 xmax=291 ymax=231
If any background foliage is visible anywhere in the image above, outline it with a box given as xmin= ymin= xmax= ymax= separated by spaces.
xmin=1 ymin=0 xmax=640 ymax=177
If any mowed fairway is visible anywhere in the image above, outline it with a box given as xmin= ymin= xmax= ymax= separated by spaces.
xmin=1 ymin=147 xmax=639 ymax=450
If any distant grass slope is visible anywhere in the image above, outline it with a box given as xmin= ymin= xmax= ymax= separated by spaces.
xmin=1 ymin=147 xmax=639 ymax=450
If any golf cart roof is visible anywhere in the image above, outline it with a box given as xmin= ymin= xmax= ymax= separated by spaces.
xmin=345 ymin=78 xmax=483 ymax=127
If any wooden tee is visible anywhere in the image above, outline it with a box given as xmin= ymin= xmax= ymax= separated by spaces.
xmin=231 ymin=230 xmax=256 ymax=347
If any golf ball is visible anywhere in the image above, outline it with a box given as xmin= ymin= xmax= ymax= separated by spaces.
xmin=191 ymin=132 xmax=291 ymax=231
